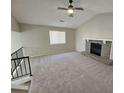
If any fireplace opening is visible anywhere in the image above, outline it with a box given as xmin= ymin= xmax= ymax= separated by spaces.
xmin=90 ymin=43 xmax=102 ymax=56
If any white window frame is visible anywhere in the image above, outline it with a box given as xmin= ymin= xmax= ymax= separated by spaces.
xmin=49 ymin=31 xmax=66 ymax=45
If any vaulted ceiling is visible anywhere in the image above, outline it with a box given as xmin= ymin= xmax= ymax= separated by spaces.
xmin=11 ymin=0 xmax=113 ymax=29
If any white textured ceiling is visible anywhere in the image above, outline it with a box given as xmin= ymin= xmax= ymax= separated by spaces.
xmin=11 ymin=0 xmax=113 ymax=29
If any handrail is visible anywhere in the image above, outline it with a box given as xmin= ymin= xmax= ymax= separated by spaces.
xmin=11 ymin=56 xmax=29 ymax=60
xmin=11 ymin=47 xmax=23 ymax=56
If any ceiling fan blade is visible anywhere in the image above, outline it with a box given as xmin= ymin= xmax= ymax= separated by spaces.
xmin=75 ymin=7 xmax=84 ymax=11
xmin=57 ymin=7 xmax=68 ymax=10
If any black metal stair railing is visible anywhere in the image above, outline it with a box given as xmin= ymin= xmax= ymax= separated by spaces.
xmin=11 ymin=56 xmax=32 ymax=79
xmin=11 ymin=47 xmax=24 ymax=59
xmin=11 ymin=47 xmax=32 ymax=80
xmin=11 ymin=47 xmax=23 ymax=74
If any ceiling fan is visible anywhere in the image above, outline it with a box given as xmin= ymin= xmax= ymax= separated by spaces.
xmin=57 ymin=0 xmax=84 ymax=17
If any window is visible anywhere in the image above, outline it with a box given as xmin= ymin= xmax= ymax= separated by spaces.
xmin=49 ymin=31 xmax=66 ymax=44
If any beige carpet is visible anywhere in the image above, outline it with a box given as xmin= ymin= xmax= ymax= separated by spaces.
xmin=29 ymin=52 xmax=113 ymax=93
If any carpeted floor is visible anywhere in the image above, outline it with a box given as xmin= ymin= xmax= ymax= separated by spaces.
xmin=29 ymin=52 xmax=113 ymax=93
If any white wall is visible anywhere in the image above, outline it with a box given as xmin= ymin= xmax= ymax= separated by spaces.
xmin=76 ymin=13 xmax=113 ymax=52
xmin=11 ymin=15 xmax=20 ymax=32
xmin=11 ymin=31 xmax=22 ymax=53
xmin=11 ymin=15 xmax=22 ymax=53
xmin=20 ymin=24 xmax=75 ymax=57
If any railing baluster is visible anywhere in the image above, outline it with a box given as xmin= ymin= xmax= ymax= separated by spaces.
xmin=11 ymin=60 xmax=14 ymax=79
xmin=16 ymin=51 xmax=18 ymax=58
xmin=28 ymin=57 xmax=32 ymax=76
xmin=14 ymin=60 xmax=19 ymax=78
xmin=11 ymin=60 xmax=13 ymax=73
xmin=11 ymin=68 xmax=14 ymax=79
xmin=19 ymin=59 xmax=23 ymax=76
xmin=23 ymin=58 xmax=27 ymax=75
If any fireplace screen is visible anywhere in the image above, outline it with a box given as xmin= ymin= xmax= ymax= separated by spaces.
xmin=90 ymin=43 xmax=102 ymax=56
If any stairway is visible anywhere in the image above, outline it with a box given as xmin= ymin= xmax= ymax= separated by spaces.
xmin=11 ymin=47 xmax=32 ymax=91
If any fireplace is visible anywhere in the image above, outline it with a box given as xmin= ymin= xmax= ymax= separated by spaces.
xmin=90 ymin=43 xmax=102 ymax=56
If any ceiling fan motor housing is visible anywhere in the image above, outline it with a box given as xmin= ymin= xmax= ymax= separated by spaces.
xmin=69 ymin=0 xmax=73 ymax=4
xmin=68 ymin=5 xmax=73 ymax=9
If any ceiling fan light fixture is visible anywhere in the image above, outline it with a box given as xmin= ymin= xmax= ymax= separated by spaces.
xmin=67 ymin=8 xmax=74 ymax=14
xmin=57 ymin=0 xmax=84 ymax=16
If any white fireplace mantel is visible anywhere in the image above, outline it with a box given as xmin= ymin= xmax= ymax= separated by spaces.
xmin=83 ymin=38 xmax=112 ymax=44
